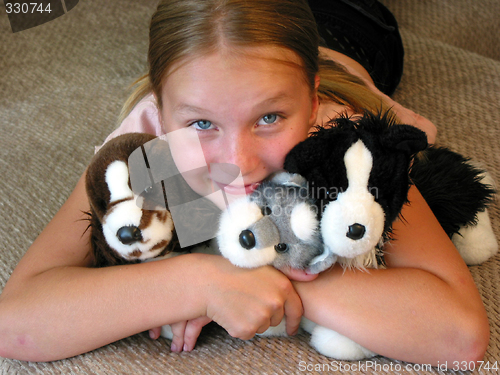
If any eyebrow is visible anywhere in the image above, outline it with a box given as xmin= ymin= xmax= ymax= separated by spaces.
xmin=174 ymin=92 xmax=295 ymax=115
xmin=173 ymin=103 xmax=214 ymax=115
xmin=257 ymin=93 xmax=295 ymax=108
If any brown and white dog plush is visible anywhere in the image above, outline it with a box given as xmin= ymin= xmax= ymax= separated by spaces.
xmin=85 ymin=133 xmax=179 ymax=267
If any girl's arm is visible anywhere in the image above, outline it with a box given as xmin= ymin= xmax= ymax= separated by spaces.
xmin=293 ymin=186 xmax=489 ymax=365
xmin=0 ymin=173 xmax=303 ymax=362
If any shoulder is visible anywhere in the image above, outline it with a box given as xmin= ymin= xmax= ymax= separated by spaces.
xmin=97 ymin=94 xmax=163 ymax=151
xmin=317 ymin=47 xmax=437 ymax=144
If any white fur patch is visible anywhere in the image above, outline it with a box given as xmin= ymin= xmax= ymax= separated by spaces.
xmin=452 ymin=209 xmax=498 ymax=265
xmin=290 ymin=202 xmax=318 ymax=241
xmin=103 ymin=200 xmax=174 ymax=260
xmin=321 ymin=140 xmax=385 ymax=259
xmin=310 ymin=325 xmax=376 ymax=360
xmin=103 ymin=161 xmax=174 ymax=260
xmin=258 ymin=319 xmax=288 ymax=337
xmin=106 ymin=160 xmax=134 ymax=202
xmin=217 ymin=196 xmax=277 ymax=268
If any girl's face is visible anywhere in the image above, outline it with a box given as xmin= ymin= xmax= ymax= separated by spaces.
xmin=159 ymin=46 xmax=319 ymax=208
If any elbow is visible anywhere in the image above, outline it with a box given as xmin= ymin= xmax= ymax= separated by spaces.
xmin=451 ymin=307 xmax=490 ymax=363
xmin=0 ymin=299 xmax=43 ymax=362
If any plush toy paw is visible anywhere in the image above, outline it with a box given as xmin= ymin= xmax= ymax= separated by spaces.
xmin=453 ymin=209 xmax=498 ymax=265
xmin=161 ymin=325 xmax=174 ymax=340
xmin=309 ymin=324 xmax=376 ymax=361
xmin=452 ymin=170 xmax=499 ymax=265
xmin=258 ymin=319 xmax=288 ymax=337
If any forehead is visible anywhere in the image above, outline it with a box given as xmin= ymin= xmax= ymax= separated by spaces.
xmin=161 ymin=45 xmax=310 ymax=108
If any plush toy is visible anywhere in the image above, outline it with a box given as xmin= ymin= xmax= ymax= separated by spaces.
xmin=85 ymin=133 xmax=179 ymax=267
xmin=217 ymin=171 xmax=333 ymax=273
xmin=281 ymin=111 xmax=497 ymax=359
xmin=85 ymin=132 xmax=223 ymax=267
xmin=285 ymin=111 xmax=497 ymax=269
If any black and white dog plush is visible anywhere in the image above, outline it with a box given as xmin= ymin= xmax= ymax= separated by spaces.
xmin=285 ymin=111 xmax=497 ymax=269
xmin=280 ymin=111 xmax=497 ymax=359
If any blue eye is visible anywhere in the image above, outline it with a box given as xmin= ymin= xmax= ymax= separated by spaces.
xmin=192 ymin=120 xmax=213 ymax=130
xmin=260 ymin=114 xmax=278 ymax=125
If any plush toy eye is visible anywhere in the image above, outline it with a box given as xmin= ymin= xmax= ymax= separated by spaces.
xmin=274 ymin=243 xmax=289 ymax=253
xmin=261 ymin=206 xmax=272 ymax=216
xmin=239 ymin=229 xmax=256 ymax=249
xmin=346 ymin=223 xmax=366 ymax=240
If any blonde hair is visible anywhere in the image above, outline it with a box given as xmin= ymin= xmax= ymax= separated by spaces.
xmin=118 ymin=0 xmax=390 ymax=124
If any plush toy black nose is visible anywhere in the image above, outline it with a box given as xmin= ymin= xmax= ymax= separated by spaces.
xmin=346 ymin=223 xmax=366 ymax=240
xmin=274 ymin=243 xmax=289 ymax=253
xmin=117 ymin=226 xmax=143 ymax=245
xmin=239 ymin=230 xmax=256 ymax=250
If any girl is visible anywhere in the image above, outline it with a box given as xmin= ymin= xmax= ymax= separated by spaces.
xmin=0 ymin=0 xmax=488 ymax=365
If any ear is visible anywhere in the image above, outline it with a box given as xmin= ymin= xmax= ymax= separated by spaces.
xmin=382 ymin=125 xmax=428 ymax=155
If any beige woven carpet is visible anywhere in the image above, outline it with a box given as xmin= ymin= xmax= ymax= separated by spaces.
xmin=1 ymin=0 xmax=499 ymax=373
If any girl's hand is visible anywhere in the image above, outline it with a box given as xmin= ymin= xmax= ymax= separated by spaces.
xmin=201 ymin=255 xmax=303 ymax=340
xmin=147 ymin=319 xmax=213 ymax=352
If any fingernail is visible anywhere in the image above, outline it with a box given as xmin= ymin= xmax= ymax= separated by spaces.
xmin=183 ymin=343 xmax=190 ymax=352
xmin=171 ymin=343 xmax=178 ymax=352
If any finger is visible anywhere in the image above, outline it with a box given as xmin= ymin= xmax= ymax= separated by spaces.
xmin=170 ymin=321 xmax=187 ymax=353
xmin=148 ymin=327 xmax=162 ymax=340
xmin=269 ymin=306 xmax=285 ymax=328
xmin=182 ymin=316 xmax=212 ymax=351
xmin=283 ymin=290 xmax=304 ymax=336
xmin=255 ymin=322 xmax=271 ymax=335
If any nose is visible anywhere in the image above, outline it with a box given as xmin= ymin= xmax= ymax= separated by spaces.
xmin=117 ymin=226 xmax=143 ymax=244
xmin=346 ymin=223 xmax=366 ymax=240
xmin=221 ymin=132 xmax=261 ymax=178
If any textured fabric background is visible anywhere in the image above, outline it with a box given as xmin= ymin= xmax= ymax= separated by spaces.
xmin=0 ymin=0 xmax=499 ymax=373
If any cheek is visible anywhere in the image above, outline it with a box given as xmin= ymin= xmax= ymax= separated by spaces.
xmin=265 ymin=133 xmax=309 ymax=170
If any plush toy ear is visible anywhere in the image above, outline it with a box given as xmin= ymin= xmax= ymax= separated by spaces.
xmin=381 ymin=125 xmax=428 ymax=155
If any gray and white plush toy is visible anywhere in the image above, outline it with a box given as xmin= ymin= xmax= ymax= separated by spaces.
xmin=217 ymin=171 xmax=333 ymax=273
